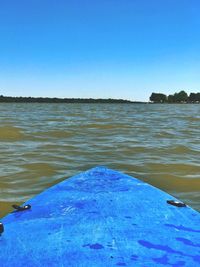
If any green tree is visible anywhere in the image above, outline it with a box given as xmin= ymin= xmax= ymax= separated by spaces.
xmin=176 ymin=91 xmax=188 ymax=103
xmin=197 ymin=93 xmax=200 ymax=102
xmin=168 ymin=94 xmax=174 ymax=103
xmin=188 ymin=93 xmax=197 ymax=102
xmin=189 ymin=93 xmax=200 ymax=102
xmin=150 ymin=93 xmax=167 ymax=103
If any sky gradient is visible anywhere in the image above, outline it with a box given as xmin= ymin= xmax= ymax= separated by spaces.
xmin=0 ymin=0 xmax=199 ymax=101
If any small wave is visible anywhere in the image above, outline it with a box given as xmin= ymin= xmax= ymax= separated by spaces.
xmin=34 ymin=130 xmax=73 ymax=138
xmin=146 ymin=163 xmax=200 ymax=174
xmin=147 ymin=173 xmax=200 ymax=195
xmin=81 ymin=123 xmax=131 ymax=130
xmin=185 ymin=116 xmax=200 ymax=122
xmin=48 ymin=130 xmax=74 ymax=138
xmin=22 ymin=162 xmax=56 ymax=176
xmin=165 ymin=145 xmax=198 ymax=154
xmin=154 ymin=130 xmax=176 ymax=138
xmin=0 ymin=126 xmax=25 ymax=141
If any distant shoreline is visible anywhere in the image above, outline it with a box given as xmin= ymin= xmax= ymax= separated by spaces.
xmin=1 ymin=95 xmax=199 ymax=104
xmin=0 ymin=95 xmax=146 ymax=104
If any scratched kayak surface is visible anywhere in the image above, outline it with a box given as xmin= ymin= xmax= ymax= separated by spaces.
xmin=0 ymin=167 xmax=200 ymax=267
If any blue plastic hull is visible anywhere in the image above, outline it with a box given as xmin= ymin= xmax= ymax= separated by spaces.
xmin=0 ymin=167 xmax=200 ymax=266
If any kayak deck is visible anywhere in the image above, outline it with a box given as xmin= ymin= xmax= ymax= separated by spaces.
xmin=0 ymin=166 xmax=200 ymax=266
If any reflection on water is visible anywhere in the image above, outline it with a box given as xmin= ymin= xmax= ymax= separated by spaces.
xmin=0 ymin=103 xmax=200 ymax=217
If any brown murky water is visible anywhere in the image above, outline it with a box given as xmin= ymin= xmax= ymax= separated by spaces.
xmin=0 ymin=103 xmax=199 ymax=217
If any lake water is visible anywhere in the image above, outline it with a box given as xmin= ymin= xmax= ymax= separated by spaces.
xmin=0 ymin=103 xmax=199 ymax=217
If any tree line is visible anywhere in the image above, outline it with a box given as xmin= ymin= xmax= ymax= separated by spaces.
xmin=150 ymin=91 xmax=200 ymax=103
xmin=0 ymin=95 xmax=134 ymax=104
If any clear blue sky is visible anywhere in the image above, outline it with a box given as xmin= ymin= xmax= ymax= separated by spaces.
xmin=0 ymin=0 xmax=199 ymax=101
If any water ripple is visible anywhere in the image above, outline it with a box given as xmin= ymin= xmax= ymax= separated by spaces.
xmin=0 ymin=103 xmax=200 ymax=217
